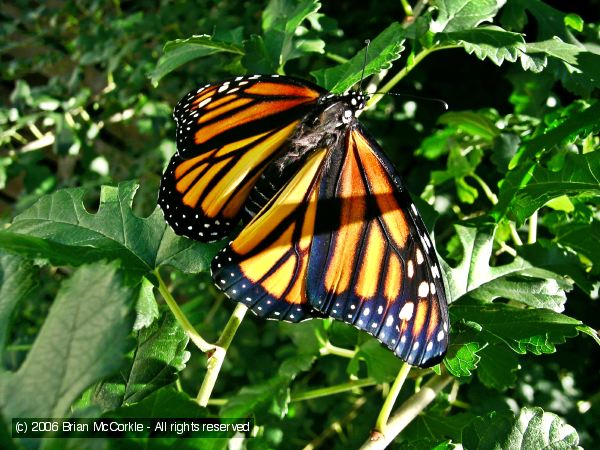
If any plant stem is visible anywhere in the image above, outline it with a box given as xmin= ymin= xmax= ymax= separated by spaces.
xmin=528 ymin=210 xmax=538 ymax=244
xmin=509 ymin=223 xmax=524 ymax=246
xmin=291 ymin=378 xmax=377 ymax=402
xmin=155 ymin=269 xmax=214 ymax=353
xmin=320 ymin=341 xmax=356 ymax=358
xmin=374 ymin=362 xmax=412 ymax=433
xmin=325 ymin=52 xmax=349 ymax=64
xmin=196 ymin=303 xmax=248 ymax=406
xmin=360 ymin=372 xmax=453 ymax=449
xmin=400 ymin=0 xmax=413 ymax=17
xmin=302 ymin=397 xmax=368 ymax=450
xmin=471 ymin=173 xmax=498 ymax=205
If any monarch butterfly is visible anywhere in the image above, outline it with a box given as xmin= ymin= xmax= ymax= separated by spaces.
xmin=158 ymin=75 xmax=449 ymax=368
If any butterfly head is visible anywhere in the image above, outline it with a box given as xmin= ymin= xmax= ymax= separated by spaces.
xmin=341 ymin=90 xmax=367 ymax=123
xmin=318 ymin=90 xmax=368 ymax=128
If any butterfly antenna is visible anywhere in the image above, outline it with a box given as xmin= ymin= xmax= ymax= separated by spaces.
xmin=358 ymin=39 xmax=370 ymax=92
xmin=376 ymin=92 xmax=449 ymax=110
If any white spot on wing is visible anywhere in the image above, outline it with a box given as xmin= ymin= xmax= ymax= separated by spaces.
xmin=399 ymin=302 xmax=414 ymax=320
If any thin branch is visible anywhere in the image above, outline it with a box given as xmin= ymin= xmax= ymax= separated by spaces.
xmin=400 ymin=0 xmax=414 ymax=17
xmin=320 ymin=341 xmax=356 ymax=358
xmin=528 ymin=211 xmax=538 ymax=244
xmin=302 ymin=397 xmax=368 ymax=450
xmin=470 ymin=173 xmax=498 ymax=205
xmin=155 ymin=269 xmax=214 ymax=353
xmin=197 ymin=303 xmax=248 ymax=406
xmin=509 ymin=222 xmax=524 ymax=246
xmin=359 ymin=372 xmax=453 ymax=449
xmin=291 ymin=378 xmax=377 ymax=402
xmin=374 ymin=362 xmax=412 ymax=433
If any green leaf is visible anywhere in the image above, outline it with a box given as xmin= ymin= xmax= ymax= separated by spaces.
xmin=90 ymin=313 xmax=189 ymax=411
xmin=311 ymin=22 xmax=405 ymax=93
xmin=416 ymin=128 xmax=457 ymax=160
xmin=518 ymin=240 xmax=594 ymax=295
xmin=430 ymin=0 xmax=506 ymax=33
xmin=221 ymin=376 xmax=291 ymax=421
xmin=476 ymin=344 xmax=519 ymax=391
xmin=444 ymin=341 xmax=481 ymax=377
xmin=0 ymin=181 xmax=220 ymax=275
xmin=526 ymin=38 xmax=600 ymax=96
xmin=133 ymin=276 xmax=160 ymax=331
xmin=494 ymin=102 xmax=600 ymax=222
xmin=348 ymin=340 xmax=402 ymax=383
xmin=438 ymin=27 xmax=539 ymax=71
xmin=564 ymin=14 xmax=584 ymax=32
xmin=242 ymin=35 xmax=279 ymax=73
xmin=505 ymin=151 xmax=600 ymax=225
xmin=551 ymin=218 xmax=600 ymax=270
xmin=0 ymin=253 xmax=37 ymax=354
xmin=462 ymin=407 xmax=580 ymax=449
xmin=438 ymin=111 xmax=500 ymax=141
xmin=440 ymin=224 xmax=572 ymax=308
xmin=452 ymin=298 xmax=583 ymax=355
xmin=151 ymin=35 xmax=243 ymax=85
xmin=0 ymin=263 xmax=135 ymax=418
xmin=469 ymin=273 xmax=568 ymax=312
xmin=260 ymin=0 xmax=323 ymax=69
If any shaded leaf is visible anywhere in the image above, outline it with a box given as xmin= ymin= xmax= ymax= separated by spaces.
xmin=438 ymin=27 xmax=538 ymax=71
xmin=348 ymin=340 xmax=402 ymax=383
xmin=133 ymin=276 xmax=159 ymax=331
xmin=221 ymin=376 xmax=291 ymax=420
xmin=477 ymin=344 xmax=519 ymax=391
xmin=0 ymin=253 xmax=37 ymax=354
xmin=90 ymin=313 xmax=189 ymax=411
xmin=0 ymin=263 xmax=135 ymax=418
xmin=506 ymin=151 xmax=600 ymax=225
xmin=261 ymin=0 xmax=323 ymax=69
xmin=551 ymin=218 xmax=600 ymax=270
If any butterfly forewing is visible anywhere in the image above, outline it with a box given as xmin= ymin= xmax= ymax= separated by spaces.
xmin=158 ymin=76 xmax=325 ymax=241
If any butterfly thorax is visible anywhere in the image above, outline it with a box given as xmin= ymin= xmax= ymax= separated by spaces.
xmin=244 ymin=91 xmax=367 ymax=220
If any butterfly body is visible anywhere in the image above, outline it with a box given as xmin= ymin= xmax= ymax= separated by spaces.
xmin=159 ymin=75 xmax=449 ymax=367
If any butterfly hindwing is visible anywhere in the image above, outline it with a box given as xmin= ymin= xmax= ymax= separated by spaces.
xmin=158 ymin=76 xmax=325 ymax=241
xmin=211 ymin=122 xmax=449 ymax=367
xmin=211 ymin=149 xmax=329 ymax=322
xmin=307 ymin=126 xmax=449 ymax=367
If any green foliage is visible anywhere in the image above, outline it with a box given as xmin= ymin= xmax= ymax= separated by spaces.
xmin=462 ymin=407 xmax=580 ymax=449
xmin=1 ymin=0 xmax=598 ymax=448
xmin=0 ymin=263 xmax=136 ymax=418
